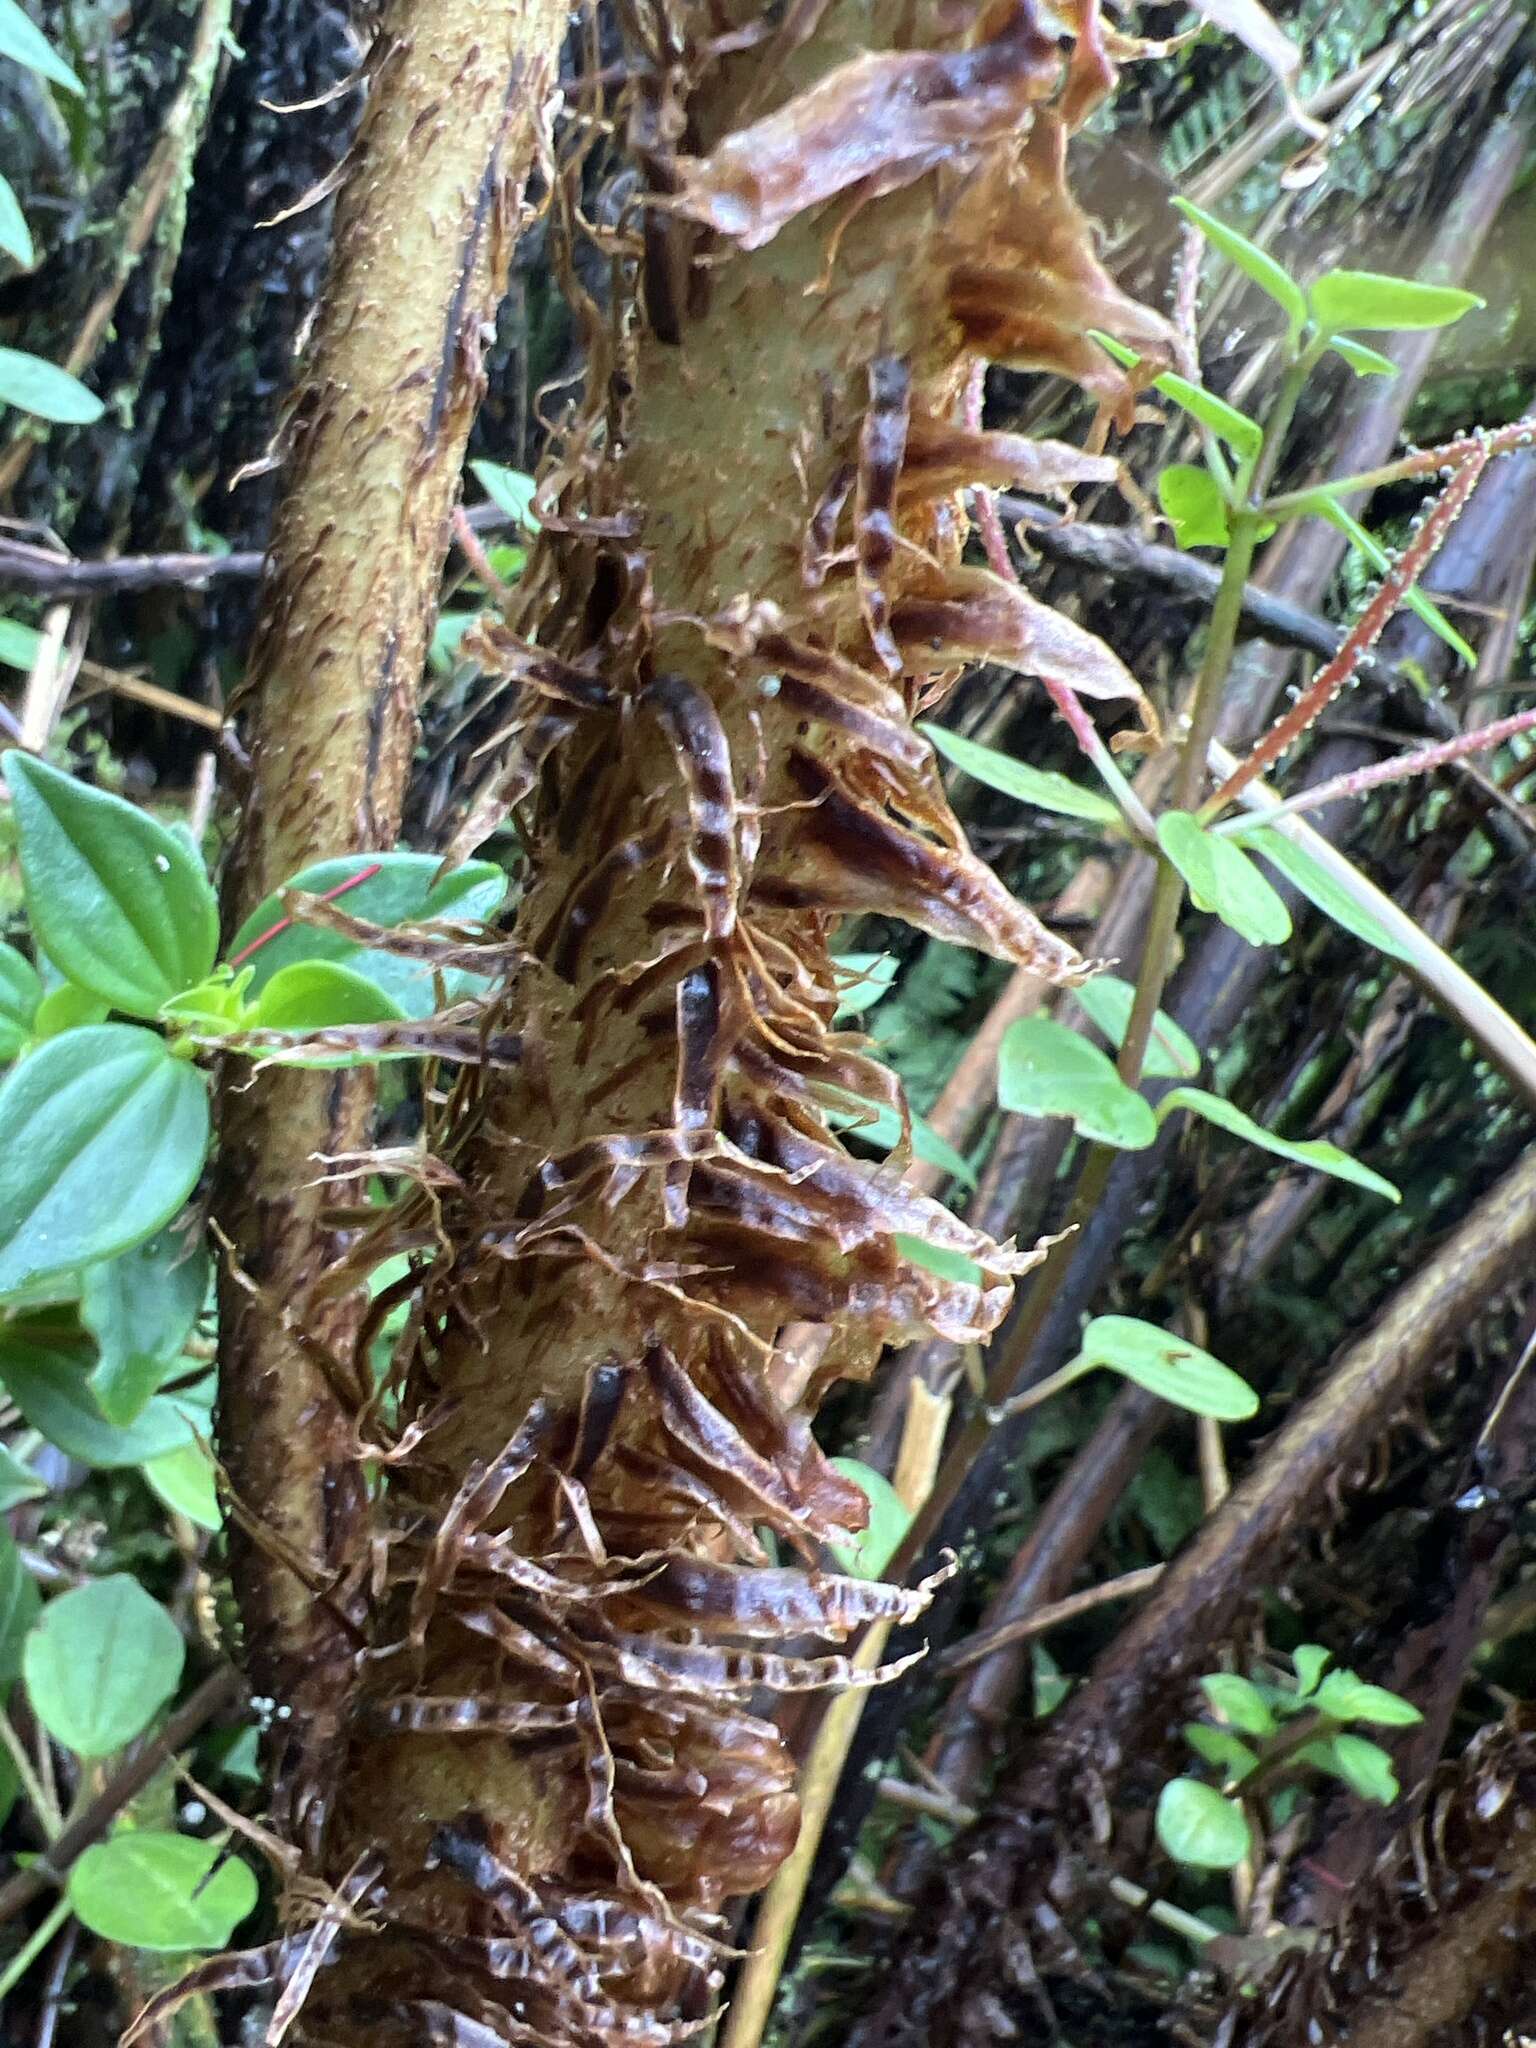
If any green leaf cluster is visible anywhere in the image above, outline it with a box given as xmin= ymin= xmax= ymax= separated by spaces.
xmin=1158 ymin=1645 xmax=1422 ymax=1871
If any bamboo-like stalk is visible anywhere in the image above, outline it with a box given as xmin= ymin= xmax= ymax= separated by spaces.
xmin=214 ymin=0 xmax=567 ymax=1851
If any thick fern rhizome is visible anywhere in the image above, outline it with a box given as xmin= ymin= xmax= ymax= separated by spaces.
xmin=184 ymin=3 xmax=1171 ymax=2043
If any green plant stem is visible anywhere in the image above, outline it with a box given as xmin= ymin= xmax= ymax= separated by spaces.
xmin=887 ymin=473 xmax=1270 ymax=1586
xmin=0 ymin=1711 xmax=62 ymax=1839
xmin=0 ymin=1895 xmax=71 ymax=2000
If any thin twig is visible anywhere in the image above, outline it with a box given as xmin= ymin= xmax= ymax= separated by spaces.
xmin=937 ymin=1564 xmax=1165 ymax=1675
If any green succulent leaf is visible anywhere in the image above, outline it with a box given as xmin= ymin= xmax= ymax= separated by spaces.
xmin=1158 ymin=1085 xmax=1399 ymax=1201
xmin=998 ymin=1016 xmax=1156 ymax=1150
xmin=3 ymin=753 xmax=219 ymax=1014
xmin=1158 ymin=811 xmax=1291 ymax=946
xmin=1156 ymin=1777 xmax=1251 ymax=1869
xmin=68 ymin=1833 xmax=257 ymax=1952
xmin=1172 ymin=198 xmax=1307 ymax=337
xmin=1153 ymin=370 xmax=1264 ymax=461
xmin=1157 ymin=463 xmax=1230 ymax=548
xmin=1328 ymin=336 xmax=1397 ymax=378
xmin=1069 ymin=1314 xmax=1257 ymax=1421
xmin=1309 ymin=269 xmax=1483 ymax=336
xmin=253 ymin=959 xmax=407 ymax=1031
xmin=920 ymin=722 xmax=1120 ymax=825
xmin=23 ymin=1575 xmax=183 ymax=1756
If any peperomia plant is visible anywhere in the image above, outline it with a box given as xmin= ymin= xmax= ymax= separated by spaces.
xmin=0 ymin=749 xmax=509 ymax=1498
xmin=1155 ymin=1643 xmax=1423 ymax=1872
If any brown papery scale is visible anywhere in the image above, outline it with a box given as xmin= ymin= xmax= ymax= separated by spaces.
xmin=170 ymin=3 xmax=1169 ymax=2043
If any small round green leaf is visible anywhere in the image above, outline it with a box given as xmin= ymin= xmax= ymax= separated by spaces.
xmin=3 ymin=753 xmax=219 ymax=1014
xmin=226 ymin=852 xmax=507 ymax=1018
xmin=0 ymin=1025 xmax=211 ymax=1296
xmin=254 ymin=959 xmax=407 ymax=1031
xmin=469 ymin=459 xmax=540 ymax=529
xmin=0 ymin=347 xmax=101 ymax=423
xmin=1200 ymin=1673 xmax=1276 ymax=1737
xmin=1313 ymin=1671 xmax=1422 ymax=1727
xmin=68 ymin=1833 xmax=257 ymax=1951
xmin=1156 ymin=1777 xmax=1251 ymax=1869
xmin=0 ymin=1319 xmax=211 ymax=1467
xmin=829 ymin=1458 xmax=912 ymax=1580
xmin=1183 ymin=1723 xmax=1259 ymax=1783
xmin=1071 ymin=1314 xmax=1258 ymax=1421
xmin=82 ymin=1230 xmax=210 ymax=1426
xmin=0 ymin=940 xmax=42 ymax=1059
xmin=23 ymin=1575 xmax=183 ymax=1756
xmin=1156 ymin=464 xmax=1230 ymax=549
xmin=1309 ymin=269 xmax=1482 ymax=336
xmin=141 ymin=1441 xmax=222 ymax=1532
xmin=1158 ymin=811 xmax=1291 ymax=946
xmin=1306 ymin=1731 xmax=1399 ymax=1804
xmin=920 ymin=723 xmax=1120 ymax=825
xmin=998 ymin=1016 xmax=1156 ymax=1149
xmin=31 ymin=983 xmax=108 ymax=1038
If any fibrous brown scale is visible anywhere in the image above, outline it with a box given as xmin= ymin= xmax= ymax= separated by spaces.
xmin=175 ymin=5 xmax=1170 ymax=2044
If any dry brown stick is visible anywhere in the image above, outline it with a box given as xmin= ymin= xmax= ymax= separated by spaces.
xmin=936 ymin=1563 xmax=1164 ymax=1674
xmin=212 ymin=0 xmax=566 ymax=1854
xmin=854 ymin=1141 xmax=1536 ymax=2048
xmin=0 ymin=1666 xmax=242 ymax=1929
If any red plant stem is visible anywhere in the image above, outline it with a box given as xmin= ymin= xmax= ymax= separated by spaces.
xmin=1262 ymin=412 xmax=1536 ymax=519
xmin=1208 ymin=448 xmax=1488 ymax=813
xmin=1233 ymin=703 xmax=1536 ymax=824
xmin=963 ymin=366 xmax=1156 ymax=840
xmin=224 ymin=860 xmax=384 ymax=968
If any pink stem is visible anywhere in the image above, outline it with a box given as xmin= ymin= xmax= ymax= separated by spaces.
xmin=1208 ymin=449 xmax=1488 ymax=814
xmin=1231 ymin=704 xmax=1536 ymax=825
